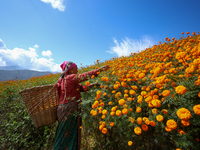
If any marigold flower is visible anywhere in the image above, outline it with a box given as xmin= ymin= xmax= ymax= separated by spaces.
xmin=102 ymin=109 xmax=107 ymax=115
xmin=85 ymin=81 xmax=90 ymax=86
xmin=110 ymin=111 xmax=115 ymax=116
xmin=102 ymin=128 xmax=107 ymax=134
xmin=142 ymin=124 xmax=148 ymax=131
xmin=122 ymin=108 xmax=128 ymax=115
xmin=181 ymin=119 xmax=190 ymax=126
xmin=110 ymin=122 xmax=114 ymax=127
xmin=92 ymin=110 xmax=98 ymax=116
xmin=156 ymin=115 xmax=164 ymax=122
xmin=177 ymin=108 xmax=192 ymax=120
xmin=166 ymin=119 xmax=177 ymax=130
xmin=108 ymin=101 xmax=112 ymax=105
xmin=193 ymin=104 xmax=200 ymax=115
xmin=119 ymin=99 xmax=126 ymax=105
xmin=138 ymin=72 xmax=145 ymax=79
xmin=165 ymin=126 xmax=172 ymax=132
xmin=131 ymin=85 xmax=138 ymax=90
xmin=101 ymin=115 xmax=106 ymax=119
xmin=128 ymin=141 xmax=133 ymax=146
xmin=175 ymin=85 xmax=187 ymax=95
xmin=137 ymin=117 xmax=143 ymax=125
xmin=116 ymin=110 xmax=122 ymax=116
xmin=136 ymin=106 xmax=142 ymax=113
xmin=161 ymin=109 xmax=168 ymax=114
xmin=134 ymin=127 xmax=142 ymax=135
xmin=162 ymin=90 xmax=171 ymax=97
xmin=129 ymin=90 xmax=136 ymax=95
xmin=150 ymin=121 xmax=156 ymax=127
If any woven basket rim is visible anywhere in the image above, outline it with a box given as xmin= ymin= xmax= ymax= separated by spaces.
xmin=19 ymin=84 xmax=56 ymax=94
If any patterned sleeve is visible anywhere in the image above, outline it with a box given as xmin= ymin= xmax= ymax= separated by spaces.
xmin=76 ymin=69 xmax=99 ymax=83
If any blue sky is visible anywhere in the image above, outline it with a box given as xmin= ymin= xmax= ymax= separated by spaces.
xmin=0 ymin=0 xmax=199 ymax=72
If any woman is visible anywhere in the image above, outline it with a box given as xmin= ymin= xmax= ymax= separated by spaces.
xmin=53 ymin=61 xmax=109 ymax=150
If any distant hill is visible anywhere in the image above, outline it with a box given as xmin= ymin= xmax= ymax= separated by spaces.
xmin=0 ymin=70 xmax=52 ymax=81
xmin=0 ymin=65 xmax=25 ymax=70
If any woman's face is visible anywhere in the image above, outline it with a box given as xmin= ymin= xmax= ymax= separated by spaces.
xmin=69 ymin=66 xmax=78 ymax=74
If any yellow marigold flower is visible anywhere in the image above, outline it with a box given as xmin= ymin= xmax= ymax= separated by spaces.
xmin=141 ymin=91 xmax=147 ymax=96
xmin=102 ymin=128 xmax=107 ymax=134
xmin=129 ymin=90 xmax=136 ymax=95
xmin=110 ymin=111 xmax=115 ymax=116
xmin=152 ymin=108 xmax=158 ymax=114
xmin=175 ymin=52 xmax=187 ymax=60
xmin=142 ymin=124 xmax=148 ymax=131
xmin=96 ymin=90 xmax=102 ymax=95
xmin=193 ymin=104 xmax=200 ymax=115
xmin=102 ymin=109 xmax=107 ymax=115
xmin=137 ymin=117 xmax=143 ymax=125
xmin=166 ymin=119 xmax=177 ymax=130
xmin=177 ymin=108 xmax=192 ymax=120
xmin=110 ymin=122 xmax=114 ymax=127
xmin=116 ymin=110 xmax=122 ymax=116
xmin=137 ymin=98 xmax=142 ymax=104
xmin=181 ymin=119 xmax=190 ymax=126
xmin=122 ymin=108 xmax=128 ymax=115
xmin=185 ymin=66 xmax=195 ymax=74
xmin=136 ymin=106 xmax=142 ymax=113
xmin=121 ymin=81 xmax=126 ymax=87
xmin=175 ymin=85 xmax=187 ymax=95
xmin=145 ymin=119 xmax=150 ymax=125
xmin=151 ymin=99 xmax=161 ymax=107
xmin=162 ymin=90 xmax=171 ymax=97
xmin=161 ymin=109 xmax=168 ymax=114
xmin=128 ymin=141 xmax=133 ymax=146
xmin=176 ymin=148 xmax=181 ymax=150
xmin=92 ymin=110 xmax=98 ymax=116
xmin=150 ymin=121 xmax=156 ymax=127
xmin=118 ymin=99 xmax=126 ymax=105
xmin=108 ymin=102 xmax=112 ymax=105
xmin=134 ymin=127 xmax=142 ymax=135
xmin=138 ymin=72 xmax=145 ymax=79
xmin=85 ymin=81 xmax=90 ymax=86
xmin=99 ymin=125 xmax=104 ymax=131
xmin=156 ymin=115 xmax=164 ymax=122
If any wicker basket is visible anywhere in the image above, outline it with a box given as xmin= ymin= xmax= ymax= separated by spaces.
xmin=19 ymin=84 xmax=59 ymax=128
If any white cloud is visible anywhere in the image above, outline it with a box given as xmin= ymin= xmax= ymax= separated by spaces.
xmin=42 ymin=50 xmax=52 ymax=57
xmin=108 ymin=36 xmax=155 ymax=57
xmin=0 ymin=40 xmax=61 ymax=72
xmin=34 ymin=44 xmax=39 ymax=48
xmin=41 ymin=0 xmax=65 ymax=11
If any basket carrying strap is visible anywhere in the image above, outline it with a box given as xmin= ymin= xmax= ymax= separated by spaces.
xmin=28 ymin=61 xmax=73 ymax=115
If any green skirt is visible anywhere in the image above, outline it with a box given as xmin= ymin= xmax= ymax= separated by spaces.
xmin=53 ymin=102 xmax=81 ymax=150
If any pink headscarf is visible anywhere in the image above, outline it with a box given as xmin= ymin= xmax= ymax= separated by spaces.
xmin=60 ymin=61 xmax=77 ymax=71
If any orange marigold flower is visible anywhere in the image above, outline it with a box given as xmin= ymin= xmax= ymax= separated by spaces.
xmin=162 ymin=90 xmax=171 ymax=97
xmin=131 ymin=85 xmax=138 ymax=90
xmin=136 ymin=106 xmax=142 ymax=113
xmin=150 ymin=121 xmax=156 ymax=127
xmin=129 ymin=90 xmax=136 ymax=95
xmin=181 ymin=119 xmax=190 ymax=126
xmin=156 ymin=115 xmax=164 ymax=122
xmin=193 ymin=104 xmax=200 ymax=115
xmin=101 ymin=115 xmax=106 ymax=119
xmin=161 ymin=109 xmax=168 ymax=114
xmin=134 ymin=127 xmax=142 ymax=135
xmin=142 ymin=124 xmax=148 ymax=131
xmin=175 ymin=85 xmax=187 ymax=95
xmin=165 ymin=126 xmax=172 ymax=132
xmin=137 ymin=117 xmax=143 ymax=125
xmin=110 ymin=111 xmax=115 ymax=116
xmin=92 ymin=110 xmax=98 ymax=116
xmin=166 ymin=119 xmax=177 ymax=130
xmin=102 ymin=128 xmax=107 ymax=134
xmin=177 ymin=108 xmax=192 ymax=120
xmin=85 ymin=81 xmax=90 ymax=86
xmin=110 ymin=122 xmax=114 ymax=127
xmin=128 ymin=141 xmax=133 ymax=146
xmin=122 ymin=108 xmax=128 ymax=115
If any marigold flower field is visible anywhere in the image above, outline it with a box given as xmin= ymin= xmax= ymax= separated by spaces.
xmin=0 ymin=32 xmax=200 ymax=150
